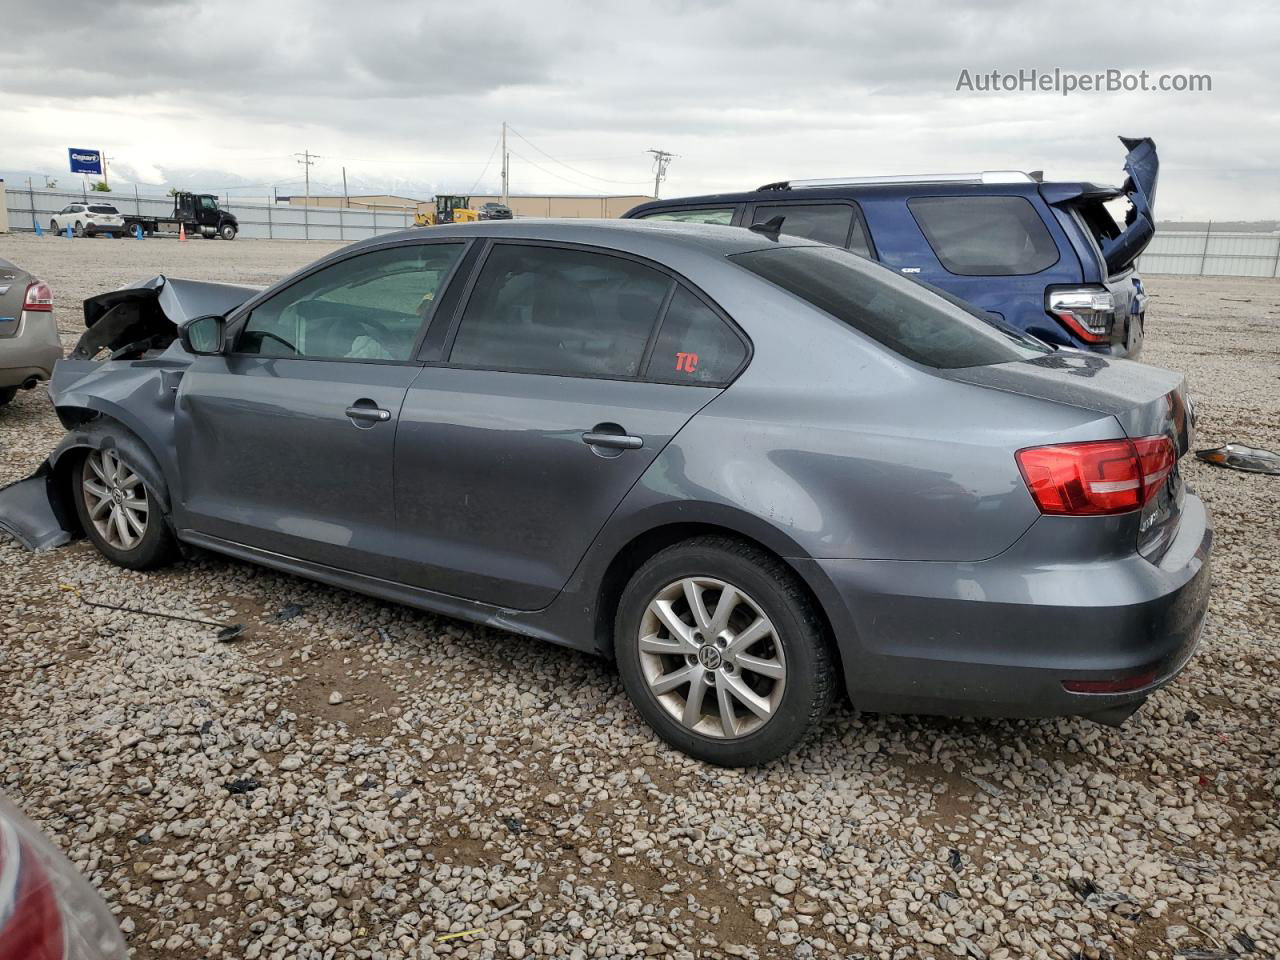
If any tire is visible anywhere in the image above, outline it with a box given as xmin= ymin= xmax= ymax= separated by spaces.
xmin=74 ymin=221 xmax=85 ymax=238
xmin=0 ymin=387 xmax=16 ymax=406
xmin=50 ymin=220 xmax=59 ymax=235
xmin=615 ymin=536 xmax=835 ymax=766
xmin=219 ymin=223 xmax=237 ymax=241
xmin=72 ymin=446 xmax=178 ymax=571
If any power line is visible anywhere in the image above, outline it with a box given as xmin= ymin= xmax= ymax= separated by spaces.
xmin=467 ymin=134 xmax=503 ymax=195
xmin=506 ymin=126 xmax=653 ymax=186
xmin=506 ymin=148 xmax=644 ymax=194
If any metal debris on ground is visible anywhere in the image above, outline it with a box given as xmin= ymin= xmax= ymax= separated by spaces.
xmin=962 ymin=773 xmax=1005 ymax=797
xmin=1195 ymin=444 xmax=1280 ymax=475
xmin=269 ymin=602 xmax=307 ymax=622
xmin=59 ymin=583 xmax=247 ymax=640
xmin=224 ymin=778 xmax=261 ymax=795
xmin=947 ymin=848 xmax=963 ymax=872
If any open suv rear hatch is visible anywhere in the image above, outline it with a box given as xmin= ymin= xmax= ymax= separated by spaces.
xmin=1041 ymin=137 xmax=1159 ymax=356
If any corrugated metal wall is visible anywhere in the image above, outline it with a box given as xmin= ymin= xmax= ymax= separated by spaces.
xmin=1139 ymin=231 xmax=1280 ymax=277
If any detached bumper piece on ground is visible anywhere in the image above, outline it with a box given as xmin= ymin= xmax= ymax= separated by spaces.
xmin=0 ymin=219 xmax=1212 ymax=765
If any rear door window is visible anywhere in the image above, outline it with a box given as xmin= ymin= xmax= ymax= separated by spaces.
xmin=908 ymin=196 xmax=1059 ymax=276
xmin=730 ymin=245 xmax=1051 ymax=369
xmin=748 ymin=202 xmax=869 ymax=253
xmin=644 ymin=287 xmax=747 ymax=385
xmin=449 ymin=244 xmax=671 ymax=378
xmin=639 ymin=207 xmax=736 ymax=225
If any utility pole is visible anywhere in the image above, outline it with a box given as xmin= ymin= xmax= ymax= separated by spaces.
xmin=294 ymin=150 xmax=319 ymax=206
xmin=501 ymin=122 xmax=509 ymax=205
xmin=102 ymin=151 xmax=112 ymax=188
xmin=647 ymin=149 xmax=675 ymax=199
xmin=342 ymin=166 xmax=349 ymax=207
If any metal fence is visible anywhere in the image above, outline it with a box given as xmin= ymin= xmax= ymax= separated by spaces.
xmin=3 ymin=186 xmax=416 ymax=241
xmin=1139 ymin=230 xmax=1280 ymax=278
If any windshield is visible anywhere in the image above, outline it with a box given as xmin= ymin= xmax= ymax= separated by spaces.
xmin=730 ymin=245 xmax=1051 ymax=369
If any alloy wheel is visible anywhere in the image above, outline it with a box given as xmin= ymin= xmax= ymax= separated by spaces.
xmin=81 ymin=450 xmax=149 ymax=551
xmin=637 ymin=577 xmax=786 ymax=739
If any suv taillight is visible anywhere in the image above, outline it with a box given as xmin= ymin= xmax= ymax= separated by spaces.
xmin=1016 ymin=436 xmax=1176 ymax=515
xmin=1048 ymin=287 xmax=1114 ymax=344
xmin=23 ymin=282 xmax=52 ymax=312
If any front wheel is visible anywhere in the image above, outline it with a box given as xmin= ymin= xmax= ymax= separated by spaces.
xmin=73 ymin=447 xmax=177 ymax=570
xmin=219 ymin=223 xmax=237 ymax=241
xmin=615 ymin=537 xmax=836 ymax=766
xmin=50 ymin=220 xmax=60 ymax=235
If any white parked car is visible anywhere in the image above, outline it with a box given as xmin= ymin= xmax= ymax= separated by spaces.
xmin=49 ymin=202 xmax=126 ymax=238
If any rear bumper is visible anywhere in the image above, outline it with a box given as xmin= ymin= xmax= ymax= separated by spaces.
xmin=797 ymin=490 xmax=1212 ymax=721
xmin=0 ymin=314 xmax=63 ymax=387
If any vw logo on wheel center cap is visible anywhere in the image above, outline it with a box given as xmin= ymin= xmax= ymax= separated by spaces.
xmin=697 ymin=645 xmax=723 ymax=670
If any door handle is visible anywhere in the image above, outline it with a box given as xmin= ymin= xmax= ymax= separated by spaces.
xmin=346 ymin=404 xmax=391 ymax=423
xmin=582 ymin=431 xmax=643 ymax=450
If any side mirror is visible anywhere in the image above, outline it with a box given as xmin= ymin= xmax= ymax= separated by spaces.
xmin=179 ymin=314 xmax=226 ymax=355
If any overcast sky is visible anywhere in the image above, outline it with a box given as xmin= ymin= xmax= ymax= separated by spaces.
xmin=1 ymin=0 xmax=1275 ymax=219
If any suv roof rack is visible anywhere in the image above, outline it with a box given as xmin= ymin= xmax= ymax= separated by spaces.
xmin=757 ymin=170 xmax=1045 ymax=191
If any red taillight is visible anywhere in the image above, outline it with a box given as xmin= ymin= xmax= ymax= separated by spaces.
xmin=1016 ymin=436 xmax=1176 ymax=516
xmin=1063 ymin=670 xmax=1157 ymax=694
xmin=23 ymin=282 xmax=52 ymax=313
xmin=0 ymin=823 xmax=65 ymax=960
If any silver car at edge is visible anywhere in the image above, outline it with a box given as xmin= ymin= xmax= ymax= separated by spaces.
xmin=0 ymin=219 xmax=1211 ymax=766
xmin=0 ymin=257 xmax=62 ymax=406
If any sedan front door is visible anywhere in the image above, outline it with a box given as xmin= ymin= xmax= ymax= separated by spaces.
xmin=175 ymin=241 xmax=468 ymax=577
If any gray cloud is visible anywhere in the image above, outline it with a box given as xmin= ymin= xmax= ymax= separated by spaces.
xmin=1 ymin=0 xmax=1275 ymax=218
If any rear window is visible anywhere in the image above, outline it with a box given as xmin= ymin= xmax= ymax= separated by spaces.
xmin=908 ymin=196 xmax=1058 ymax=276
xmin=730 ymin=246 xmax=1050 ymax=369
xmin=88 ymin=205 xmax=119 ymax=214
xmin=641 ymin=207 xmax=734 ymax=225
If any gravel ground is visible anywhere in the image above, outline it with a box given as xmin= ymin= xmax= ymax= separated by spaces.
xmin=0 ymin=231 xmax=1277 ymax=960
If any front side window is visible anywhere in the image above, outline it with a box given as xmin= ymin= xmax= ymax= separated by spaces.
xmin=199 ymin=196 xmax=218 ymax=211
xmin=640 ymin=207 xmax=735 ymax=226
xmin=645 ymin=287 xmax=747 ymax=385
xmin=730 ymin=245 xmax=1051 ymax=369
xmin=449 ymin=244 xmax=671 ymax=378
xmin=237 ymin=243 xmax=465 ymax=360
xmin=909 ymin=196 xmax=1059 ymax=276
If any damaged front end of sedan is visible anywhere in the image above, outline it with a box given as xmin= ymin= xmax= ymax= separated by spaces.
xmin=0 ymin=275 xmax=256 ymax=552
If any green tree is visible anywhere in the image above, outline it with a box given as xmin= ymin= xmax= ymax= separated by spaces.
xmin=90 ymin=181 xmax=111 ymax=192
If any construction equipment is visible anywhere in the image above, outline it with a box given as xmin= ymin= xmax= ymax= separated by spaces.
xmin=415 ymin=195 xmax=481 ymax=226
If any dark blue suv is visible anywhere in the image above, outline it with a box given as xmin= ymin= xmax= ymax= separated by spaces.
xmin=625 ymin=137 xmax=1158 ymax=357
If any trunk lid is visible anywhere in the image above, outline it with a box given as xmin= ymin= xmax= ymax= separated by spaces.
xmin=946 ymin=352 xmax=1192 ymax=560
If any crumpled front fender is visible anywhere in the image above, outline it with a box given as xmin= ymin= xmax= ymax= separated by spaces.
xmin=0 ymin=421 xmax=174 ymax=552
xmin=0 ymin=463 xmax=76 ymax=551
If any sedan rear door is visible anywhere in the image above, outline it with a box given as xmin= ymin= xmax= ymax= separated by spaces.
xmin=392 ymin=240 xmax=749 ymax=610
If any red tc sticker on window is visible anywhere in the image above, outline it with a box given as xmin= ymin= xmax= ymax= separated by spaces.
xmin=675 ymin=352 xmax=699 ymax=374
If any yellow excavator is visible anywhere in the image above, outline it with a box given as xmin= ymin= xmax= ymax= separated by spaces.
xmin=415 ymin=194 xmax=480 ymax=226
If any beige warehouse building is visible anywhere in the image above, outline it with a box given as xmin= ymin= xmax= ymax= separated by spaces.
xmin=285 ymin=193 xmax=653 ymax=219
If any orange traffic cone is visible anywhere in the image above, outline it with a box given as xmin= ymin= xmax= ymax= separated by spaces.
xmin=178 ymin=223 xmax=187 ymax=243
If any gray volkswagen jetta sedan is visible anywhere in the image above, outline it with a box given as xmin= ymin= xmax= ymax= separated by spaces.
xmin=0 ymin=219 xmax=1211 ymax=766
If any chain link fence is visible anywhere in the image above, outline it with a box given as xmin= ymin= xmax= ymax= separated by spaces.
xmin=3 ymin=186 xmax=415 ymax=241
xmin=1139 ymin=230 xmax=1280 ymax=278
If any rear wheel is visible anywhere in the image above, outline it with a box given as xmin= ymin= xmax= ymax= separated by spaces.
xmin=73 ymin=447 xmax=177 ymax=570
xmin=74 ymin=221 xmax=84 ymax=238
xmin=615 ymin=537 xmax=835 ymax=766
xmin=50 ymin=220 xmax=59 ymax=234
